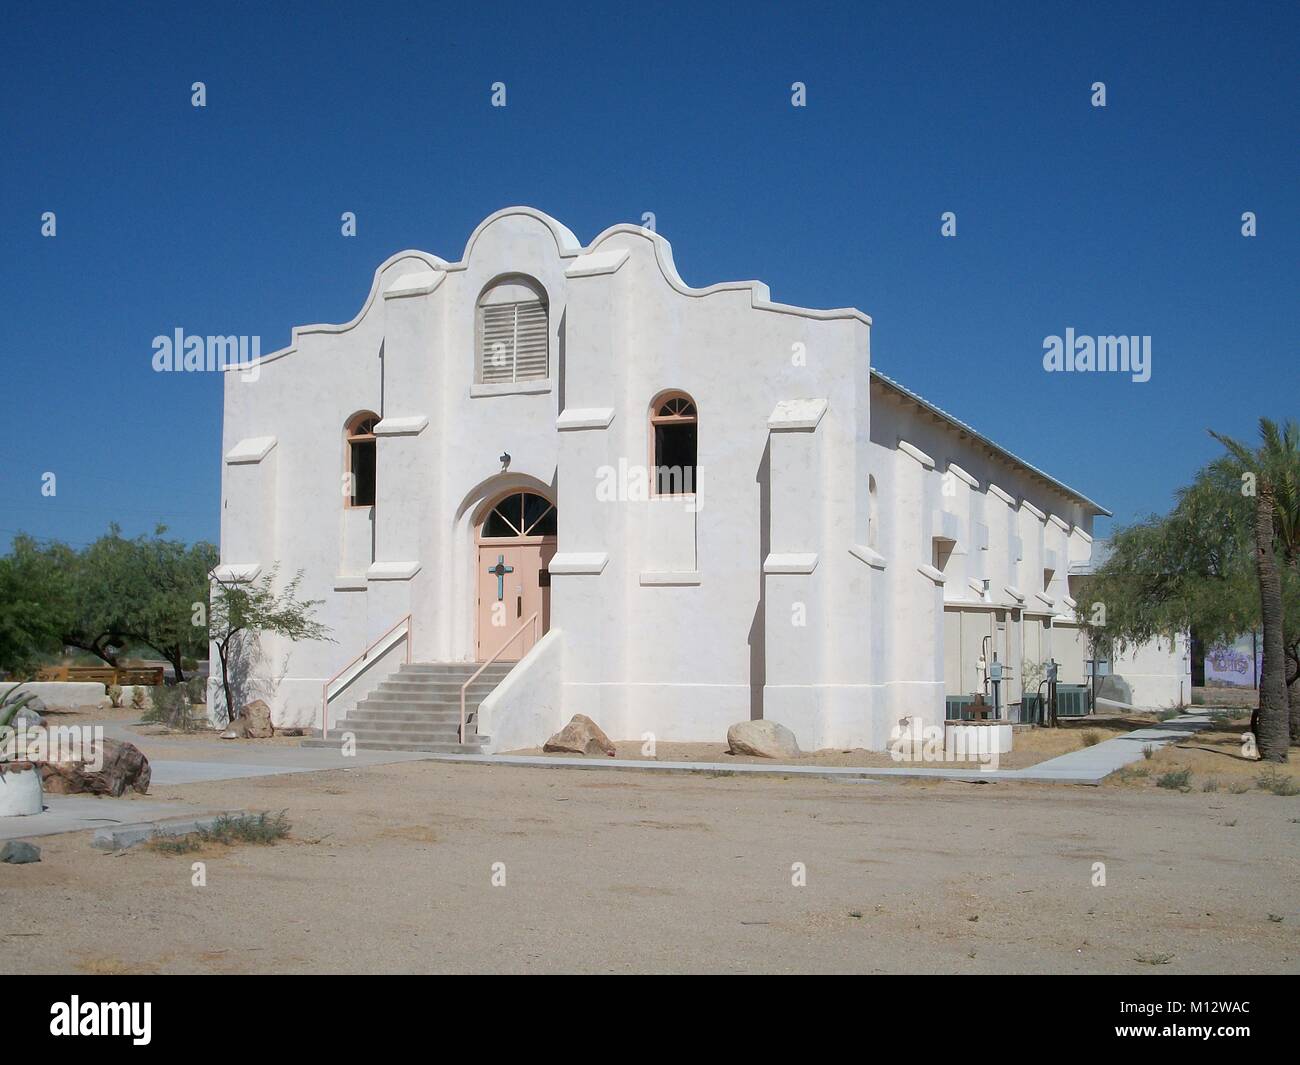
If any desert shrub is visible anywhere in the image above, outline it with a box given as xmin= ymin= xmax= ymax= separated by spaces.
xmin=148 ymin=811 xmax=289 ymax=853
xmin=1256 ymin=766 xmax=1300 ymax=797
xmin=143 ymin=683 xmax=197 ymax=731
xmin=1080 ymin=730 xmax=1103 ymax=747
xmin=1142 ymin=744 xmax=1155 ymax=760
xmin=1156 ymin=768 xmax=1192 ymax=791
xmin=106 ymin=684 xmax=123 ymax=708
xmin=130 ymin=686 xmax=146 ymax=710
xmin=184 ymin=675 xmax=206 ymax=705
xmin=1201 ymin=777 xmax=1219 ymax=793
xmin=1110 ymin=766 xmax=1149 ymax=784
xmin=1157 ymin=709 xmax=1180 ymax=722
xmin=1229 ymin=780 xmax=1252 ymax=794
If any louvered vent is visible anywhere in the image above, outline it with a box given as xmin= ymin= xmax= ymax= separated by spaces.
xmin=478 ymin=299 xmax=548 ymax=383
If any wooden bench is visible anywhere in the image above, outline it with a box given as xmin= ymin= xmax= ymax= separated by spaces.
xmin=37 ymin=665 xmax=165 ymax=687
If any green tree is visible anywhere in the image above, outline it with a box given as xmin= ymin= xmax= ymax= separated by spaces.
xmin=208 ymin=566 xmax=332 ymax=723
xmin=1078 ymin=421 xmax=1300 ymax=761
xmin=0 ymin=535 xmax=69 ymax=675
xmin=128 ymin=532 xmax=218 ymax=682
xmin=0 ymin=527 xmax=218 ymax=682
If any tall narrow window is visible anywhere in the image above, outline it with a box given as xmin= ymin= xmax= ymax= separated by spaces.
xmin=345 ymin=412 xmax=377 ymax=507
xmin=650 ymin=391 xmax=698 ymax=495
xmin=476 ymin=276 xmax=549 ymax=384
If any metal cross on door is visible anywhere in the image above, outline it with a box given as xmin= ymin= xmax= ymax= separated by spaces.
xmin=488 ymin=554 xmax=514 ymax=600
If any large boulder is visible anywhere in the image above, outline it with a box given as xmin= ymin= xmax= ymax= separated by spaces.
xmin=222 ymin=699 xmax=272 ymax=739
xmin=241 ymin=700 xmax=274 ymax=739
xmin=38 ymin=738 xmax=151 ymax=797
xmin=727 ymin=719 xmax=802 ymax=759
xmin=543 ymin=714 xmax=617 ymax=757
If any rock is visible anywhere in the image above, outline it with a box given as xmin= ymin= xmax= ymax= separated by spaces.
xmin=0 ymin=841 xmax=40 ymax=864
xmin=2 ymin=695 xmax=45 ymax=728
xmin=727 ymin=719 xmax=802 ymax=759
xmin=220 ymin=717 xmax=251 ymax=739
xmin=543 ymin=714 xmax=617 ymax=757
xmin=13 ymin=706 xmax=44 ymax=727
xmin=38 ymin=738 xmax=151 ymax=797
xmin=240 ymin=700 xmax=273 ymax=739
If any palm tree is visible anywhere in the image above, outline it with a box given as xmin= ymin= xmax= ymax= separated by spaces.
xmin=1209 ymin=419 xmax=1297 ymax=762
xmin=1267 ymin=425 xmax=1300 ymax=742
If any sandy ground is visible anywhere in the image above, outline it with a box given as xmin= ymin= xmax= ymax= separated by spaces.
xmin=4 ymin=754 xmax=1298 ymax=974
xmin=40 ymin=703 xmax=305 ymax=747
xmin=508 ymin=714 xmax=1163 ymax=770
xmin=1109 ymin=712 xmax=1300 ymax=793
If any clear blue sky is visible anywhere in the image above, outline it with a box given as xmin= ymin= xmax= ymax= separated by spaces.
xmin=1 ymin=1 xmax=1295 ymax=549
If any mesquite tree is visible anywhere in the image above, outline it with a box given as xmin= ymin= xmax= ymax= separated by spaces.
xmin=208 ymin=566 xmax=332 ymax=724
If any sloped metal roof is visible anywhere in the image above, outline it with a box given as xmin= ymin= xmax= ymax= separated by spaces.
xmin=870 ymin=368 xmax=1112 ymax=517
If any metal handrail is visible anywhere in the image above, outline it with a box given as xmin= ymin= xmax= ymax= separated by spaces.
xmin=320 ymin=613 xmax=412 ymax=740
xmin=461 ymin=611 xmax=539 ymax=743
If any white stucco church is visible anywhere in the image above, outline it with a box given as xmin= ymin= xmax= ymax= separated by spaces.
xmin=214 ymin=207 xmax=1188 ymax=753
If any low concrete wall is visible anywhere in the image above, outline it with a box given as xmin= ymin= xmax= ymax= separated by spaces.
xmin=945 ymin=720 xmax=1013 ymax=757
xmin=1 ymin=681 xmax=106 ymax=709
xmin=478 ymin=629 xmax=565 ymax=754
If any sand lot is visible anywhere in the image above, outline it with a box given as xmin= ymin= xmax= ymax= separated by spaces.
xmin=4 ymin=756 xmax=1298 ymax=974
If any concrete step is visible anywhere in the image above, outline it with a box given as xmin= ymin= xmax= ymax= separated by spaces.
xmin=370 ymin=686 xmax=485 ymax=696
xmin=357 ymin=697 xmax=486 ymax=712
xmin=337 ymin=719 xmax=465 ymax=736
xmin=361 ymin=691 xmax=488 ymax=707
xmin=346 ymin=707 xmax=468 ymax=722
xmin=398 ymin=663 xmax=514 ymax=676
xmin=316 ymin=721 xmax=486 ymax=737
xmin=379 ymin=678 xmax=504 ymax=692
xmin=302 ymin=736 xmax=486 ymax=754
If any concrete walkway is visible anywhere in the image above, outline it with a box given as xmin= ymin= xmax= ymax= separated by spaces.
xmin=418 ymin=712 xmax=1216 ymax=786
xmin=100 ymin=722 xmax=440 ymax=785
xmin=0 ymin=795 xmax=213 ymax=842
xmin=1023 ymin=711 xmax=1214 ymax=779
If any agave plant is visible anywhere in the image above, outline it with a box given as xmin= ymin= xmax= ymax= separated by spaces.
xmin=0 ymin=683 xmax=38 ymax=765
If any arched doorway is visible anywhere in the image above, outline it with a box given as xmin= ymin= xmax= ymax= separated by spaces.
xmin=475 ymin=490 xmax=557 ymax=661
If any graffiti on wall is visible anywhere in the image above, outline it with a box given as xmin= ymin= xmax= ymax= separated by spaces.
xmin=1204 ymin=633 xmax=1261 ymax=688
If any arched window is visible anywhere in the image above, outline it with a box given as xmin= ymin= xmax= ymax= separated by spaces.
xmin=476 ymin=276 xmax=548 ymax=384
xmin=650 ymin=391 xmax=697 ymax=495
xmin=345 ymin=412 xmax=378 ymax=507
xmin=479 ymin=492 xmax=557 ymax=539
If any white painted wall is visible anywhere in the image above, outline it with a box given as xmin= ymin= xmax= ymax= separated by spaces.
xmin=478 ymin=629 xmax=566 ymax=753
xmin=216 ymin=206 xmax=1180 ymax=748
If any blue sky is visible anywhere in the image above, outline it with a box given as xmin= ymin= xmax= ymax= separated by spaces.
xmin=1 ymin=1 xmax=1295 ymax=549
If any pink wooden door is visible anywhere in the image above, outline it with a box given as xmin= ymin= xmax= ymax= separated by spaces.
xmin=476 ymin=541 xmax=555 ymax=661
